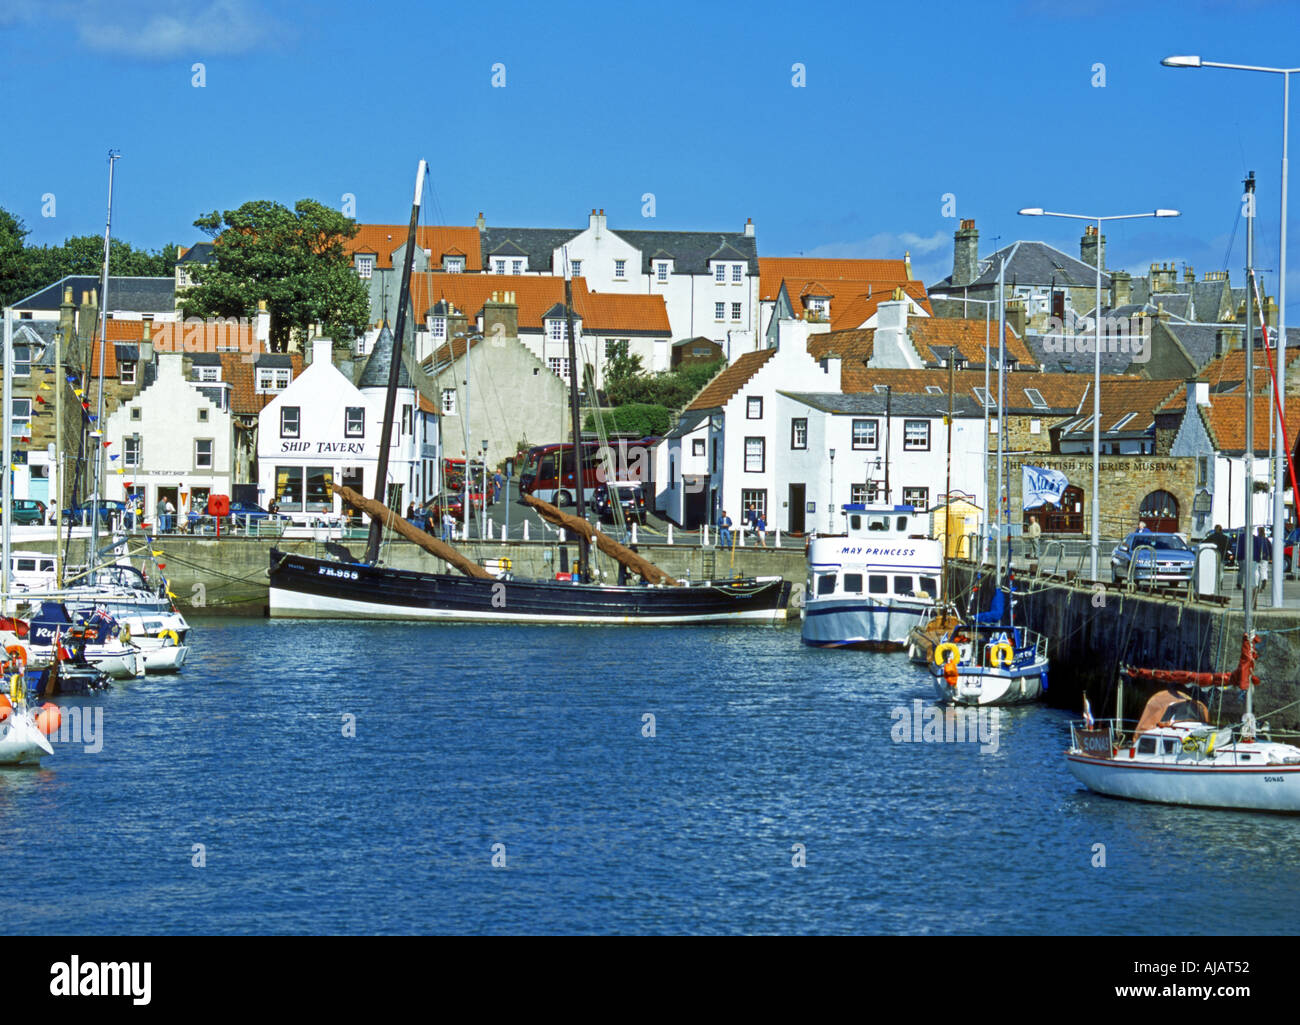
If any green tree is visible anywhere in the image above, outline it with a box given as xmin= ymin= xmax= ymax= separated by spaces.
xmin=184 ymin=199 xmax=369 ymax=352
xmin=603 ymin=340 xmax=644 ymax=394
xmin=584 ymin=403 xmax=672 ymax=437
xmin=0 ymin=207 xmax=30 ymax=308
xmin=606 ymin=357 xmax=726 ymax=411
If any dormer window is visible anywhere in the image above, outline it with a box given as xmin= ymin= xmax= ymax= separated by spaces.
xmin=256 ymin=368 xmax=291 ymax=393
xmin=547 ymin=319 xmax=569 ymax=341
xmin=356 ymin=255 xmax=374 ymax=279
xmin=196 ymin=365 xmax=220 ymax=383
xmin=493 ymin=259 xmax=506 ymax=274
xmin=444 ymin=256 xmax=464 ymax=273
xmin=431 ymin=317 xmax=446 ymax=340
xmin=120 ymin=362 xmax=136 ymax=385
xmin=655 ymin=261 xmax=670 ymax=283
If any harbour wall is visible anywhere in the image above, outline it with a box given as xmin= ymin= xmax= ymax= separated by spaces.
xmin=12 ymin=535 xmax=810 ymax=616
xmin=947 ymin=562 xmax=1300 ymax=731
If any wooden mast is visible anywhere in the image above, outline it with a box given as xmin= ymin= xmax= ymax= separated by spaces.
xmin=561 ymin=264 xmax=590 ymax=580
xmin=365 ymin=159 xmax=427 ymax=565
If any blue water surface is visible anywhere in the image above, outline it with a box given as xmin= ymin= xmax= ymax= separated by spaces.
xmin=4 ymin=618 xmax=1298 ymax=934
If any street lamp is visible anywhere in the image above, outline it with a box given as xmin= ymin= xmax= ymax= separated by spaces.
xmin=481 ymin=438 xmax=489 ymax=538
xmin=1162 ymin=54 xmax=1295 ymax=604
xmin=1018 ymin=207 xmax=1180 ymax=580
xmin=828 ymin=447 xmax=836 ymax=533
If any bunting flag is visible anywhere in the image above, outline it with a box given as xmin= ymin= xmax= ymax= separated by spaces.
xmin=102 ymin=441 xmax=111 ymax=448
xmin=35 ymin=395 xmax=46 ymax=404
xmin=151 ymin=550 xmax=162 ymax=557
xmin=38 ymin=383 xmax=50 ymax=391
xmin=73 ymin=388 xmax=84 ymax=397
xmin=157 ymin=563 xmax=166 ymax=570
xmin=116 ymin=468 xmax=124 ymax=474
xmin=66 ymin=375 xmax=76 ymax=384
xmin=109 ymin=454 xmax=118 ymax=460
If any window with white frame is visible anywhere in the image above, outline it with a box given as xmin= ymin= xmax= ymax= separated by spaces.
xmin=731 ymin=302 xmax=742 ymax=321
xmin=656 ymin=262 xmax=669 ymax=283
xmin=345 ymin=406 xmax=365 ymax=438
xmin=12 ymin=345 xmax=30 ymax=377
xmin=120 ymin=361 xmax=136 ymax=384
xmin=281 ymin=406 xmax=300 ymax=438
xmin=571 ymin=260 xmax=582 ymax=277
xmin=512 ymin=259 xmax=523 ymax=275
xmin=715 ymin=264 xmax=726 ymax=283
xmin=431 ymin=317 xmax=446 ymax=340
xmin=494 ymin=259 xmax=506 ymax=274
xmin=740 ymin=489 xmax=767 ymax=520
xmin=902 ymin=486 xmax=929 ymax=510
xmin=714 ymin=302 xmax=725 ymax=321
xmin=10 ymin=398 xmax=31 ymax=437
xmin=852 ymin=419 xmax=878 ymax=450
xmin=747 ymin=396 xmax=763 ymax=419
xmin=442 ymin=388 xmax=457 ymax=415
xmin=197 ymin=407 xmax=209 ymax=423
xmin=444 ymin=256 xmax=464 ymax=273
xmin=548 ymin=356 xmax=571 ymax=381
xmin=744 ymin=436 xmax=765 ymax=472
xmin=401 ymin=404 xmax=412 ymax=435
xmin=124 ymin=436 xmax=141 ymax=467
xmin=903 ymin=420 xmax=930 ymax=450
xmin=356 ymin=255 xmax=374 ymax=279
xmin=196 ymin=365 xmax=220 ymax=383
xmin=547 ymin=318 xmax=569 ymax=341
xmin=850 ymin=483 xmax=879 ymax=504
xmin=791 ymin=417 xmax=807 ymax=449
xmin=732 ymin=264 xmax=743 ymax=283
xmin=195 ymin=438 xmax=214 ymax=470
xmin=614 ymin=259 xmax=626 ymax=279
xmin=256 ymin=367 xmax=291 ymax=393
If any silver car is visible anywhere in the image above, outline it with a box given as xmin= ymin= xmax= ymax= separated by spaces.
xmin=1110 ymin=532 xmax=1195 ymax=584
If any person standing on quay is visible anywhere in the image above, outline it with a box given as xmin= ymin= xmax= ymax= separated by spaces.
xmin=1026 ymin=517 xmax=1042 ymax=560
xmin=718 ymin=510 xmax=733 ymax=548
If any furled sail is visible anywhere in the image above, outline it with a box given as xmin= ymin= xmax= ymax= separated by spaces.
xmin=332 ymin=484 xmax=494 ymax=580
xmin=522 ymin=495 xmax=680 ymax=586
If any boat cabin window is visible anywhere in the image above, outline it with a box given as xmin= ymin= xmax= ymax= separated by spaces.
xmin=920 ymin=576 xmax=937 ymax=595
xmin=868 ymin=517 xmax=889 ymax=531
xmin=894 ymin=576 xmax=914 ymax=595
xmin=16 ymin=558 xmax=37 ymax=572
xmin=842 ymin=573 xmax=863 ymax=594
xmin=1161 ymin=739 xmax=1178 ymax=755
xmin=868 ymin=575 xmax=888 ymax=594
xmin=816 ymin=574 xmax=836 ymax=596
xmin=897 ymin=516 xmax=908 ymax=531
xmin=42 ymin=559 xmax=54 ymax=572
xmin=849 ymin=515 xmax=861 ymax=530
xmin=1137 ymin=737 xmax=1158 ymax=755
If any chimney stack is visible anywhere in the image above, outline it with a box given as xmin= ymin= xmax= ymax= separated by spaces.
xmin=1080 ymin=224 xmax=1105 ymax=271
xmin=953 ymin=219 xmax=979 ymax=288
xmin=1005 ymin=298 xmax=1027 ymax=337
xmin=1111 ymin=270 xmax=1132 ymax=308
xmin=476 ymin=211 xmax=485 ymax=231
xmin=744 ymin=217 xmax=754 ymax=237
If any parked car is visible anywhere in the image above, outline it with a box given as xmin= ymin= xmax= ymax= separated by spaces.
xmin=61 ymin=500 xmax=126 ymax=526
xmin=0 ymin=498 xmax=47 ymax=525
xmin=1283 ymin=528 xmax=1300 ymax=573
xmin=592 ymin=482 xmax=647 ymax=525
xmin=1110 ymin=531 xmax=1196 ymax=584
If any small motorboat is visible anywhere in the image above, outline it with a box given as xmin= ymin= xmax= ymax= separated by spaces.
xmin=0 ymin=676 xmax=55 ymax=767
xmin=18 ymin=602 xmax=143 ymax=680
xmin=926 ymin=585 xmax=1049 ymax=706
xmin=130 ymin=630 xmax=188 ymax=673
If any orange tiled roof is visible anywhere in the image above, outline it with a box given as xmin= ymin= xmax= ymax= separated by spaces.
xmin=346 ymin=225 xmax=483 ymax=271
xmin=573 ymin=291 xmax=671 ymax=334
xmin=1201 ymin=392 xmax=1300 ymax=453
xmin=1056 ymin=378 xmax=1183 ymax=434
xmin=218 ymin=352 xmax=303 ymax=417
xmin=686 ymin=349 xmax=777 ymax=411
xmin=410 ymin=274 xmax=583 ymax=331
xmin=758 ymin=257 xmax=912 ymax=301
xmin=810 ymin=319 xmax=1033 ymax=368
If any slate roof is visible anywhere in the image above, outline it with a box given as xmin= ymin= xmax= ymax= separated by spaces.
xmin=487 ymin=239 xmax=529 ymax=257
xmin=13 ymin=275 xmax=175 ymax=313
xmin=356 ymin=322 xmax=437 ymax=404
xmin=781 ymin=390 xmax=985 ymax=418
xmin=616 ymin=229 xmax=758 ymax=276
xmin=929 ymin=241 xmax=1111 ymax=292
xmin=1022 ymin=331 xmax=1145 ymax=375
xmin=665 ymin=409 xmax=709 ymax=439
xmin=478 ymin=227 xmax=579 ymax=272
xmin=177 ymin=243 xmax=214 ymax=265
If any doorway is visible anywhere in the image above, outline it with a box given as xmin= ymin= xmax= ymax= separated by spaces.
xmin=789 ymin=483 xmax=806 ymax=534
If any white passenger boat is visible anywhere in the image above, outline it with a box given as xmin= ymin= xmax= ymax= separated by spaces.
xmin=802 ymin=504 xmax=942 ymax=649
xmin=1066 ymin=637 xmax=1300 ymax=811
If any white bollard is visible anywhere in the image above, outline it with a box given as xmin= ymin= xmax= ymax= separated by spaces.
xmin=500 ymin=523 xmax=506 ymax=541
xmin=560 ymin=528 xmax=566 ymax=542
xmin=523 ymin=520 xmax=530 ymax=541
xmin=631 ymin=521 xmax=638 ymax=545
xmin=667 ymin=523 xmax=674 ymax=545
xmin=703 ymin=523 xmax=710 ymax=546
xmin=775 ymin=529 xmax=781 ymax=548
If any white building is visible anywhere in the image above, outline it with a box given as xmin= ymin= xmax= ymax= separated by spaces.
xmin=102 ymin=353 xmax=234 ymax=521
xmin=257 ymin=334 xmax=440 ymax=523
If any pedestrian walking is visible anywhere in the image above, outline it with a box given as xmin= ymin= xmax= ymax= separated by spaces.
xmin=442 ymin=510 xmax=455 ymax=542
xmin=755 ymin=511 xmax=767 ymax=547
xmin=492 ymin=470 xmax=503 ymax=504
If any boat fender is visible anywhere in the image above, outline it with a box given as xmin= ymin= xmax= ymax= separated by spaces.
xmin=943 ymin=657 xmax=959 ymax=688
xmin=34 ymin=704 xmax=61 ymax=737
xmin=121 ymin=625 xmax=131 ymax=644
xmin=934 ymin=642 xmax=961 ymax=667
xmin=989 ymin=642 xmax=1014 ymax=667
xmin=4 ymin=644 xmax=27 ymax=670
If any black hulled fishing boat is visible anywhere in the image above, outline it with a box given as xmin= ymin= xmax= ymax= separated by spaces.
xmin=268 ymin=161 xmax=790 ymax=624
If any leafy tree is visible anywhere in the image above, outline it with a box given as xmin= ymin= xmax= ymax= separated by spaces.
xmin=603 ymin=340 xmax=644 ymax=393
xmin=0 ymin=207 xmax=30 ymax=308
xmin=584 ymin=403 xmax=672 ymax=437
xmin=606 ymin=357 xmax=726 ymax=411
xmin=184 ymin=199 xmax=369 ymax=352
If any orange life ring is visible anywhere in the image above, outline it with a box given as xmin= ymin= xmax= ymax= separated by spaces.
xmin=4 ymin=645 xmax=26 ymax=670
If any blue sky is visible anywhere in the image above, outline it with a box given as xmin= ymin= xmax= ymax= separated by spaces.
xmin=3 ymin=0 xmax=1299 ymax=316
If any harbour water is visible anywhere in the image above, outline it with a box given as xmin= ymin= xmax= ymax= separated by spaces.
xmin=5 ymin=618 xmax=1300 ymax=935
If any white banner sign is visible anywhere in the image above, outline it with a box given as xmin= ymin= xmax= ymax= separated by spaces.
xmin=1022 ymin=465 xmax=1069 ymax=509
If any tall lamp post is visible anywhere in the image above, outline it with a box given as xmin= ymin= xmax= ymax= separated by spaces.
xmin=1163 ymin=54 xmax=1295 ymax=605
xmin=1018 ymin=207 xmax=1180 ymax=580
xmin=827 ymin=448 xmax=836 ymax=533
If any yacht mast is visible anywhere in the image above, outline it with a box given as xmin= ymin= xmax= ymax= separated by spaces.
xmin=365 ymin=159 xmax=427 ymax=565
xmin=89 ymin=151 xmax=120 ymax=580
xmin=561 ymin=256 xmax=589 ymax=580
xmin=1244 ymin=170 xmax=1257 ymax=722
xmin=2 ymin=307 xmax=12 ymax=611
